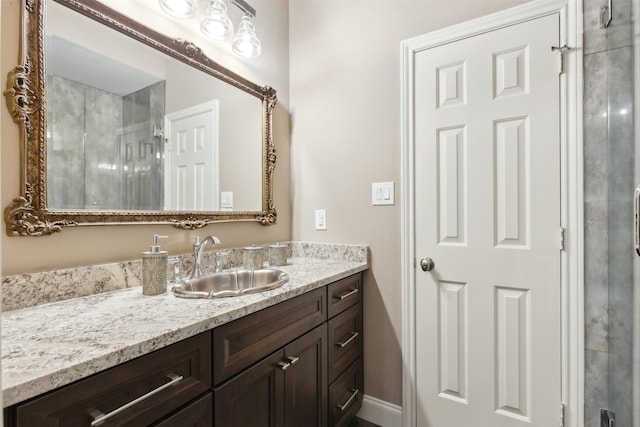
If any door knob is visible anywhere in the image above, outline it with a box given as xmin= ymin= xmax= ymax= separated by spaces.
xmin=420 ymin=257 xmax=435 ymax=272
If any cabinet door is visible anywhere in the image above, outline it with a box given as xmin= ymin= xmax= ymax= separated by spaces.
xmin=154 ymin=393 xmax=212 ymax=427
xmin=283 ymin=324 xmax=328 ymax=427
xmin=214 ymin=350 xmax=285 ymax=427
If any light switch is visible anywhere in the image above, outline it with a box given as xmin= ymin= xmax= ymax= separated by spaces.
xmin=221 ymin=191 xmax=233 ymax=210
xmin=315 ymin=209 xmax=327 ymax=230
xmin=372 ymin=182 xmax=394 ymax=205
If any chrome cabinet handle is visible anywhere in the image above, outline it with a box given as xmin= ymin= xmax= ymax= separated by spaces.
xmin=420 ymin=257 xmax=435 ymax=272
xmin=278 ymin=361 xmax=291 ymax=371
xmin=337 ymin=388 xmax=360 ymax=411
xmin=336 ymin=332 xmax=359 ymax=348
xmin=89 ymin=373 xmax=183 ymax=426
xmin=635 ymin=185 xmax=640 ymax=256
xmin=278 ymin=356 xmax=300 ymax=371
xmin=336 ymin=288 xmax=358 ymax=300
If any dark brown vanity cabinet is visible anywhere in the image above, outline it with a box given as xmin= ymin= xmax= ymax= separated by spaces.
xmin=5 ymin=272 xmax=365 ymax=427
xmin=212 ymin=287 xmax=328 ymax=427
xmin=212 ymin=273 xmax=364 ymax=427
xmin=214 ymin=324 xmax=327 ymax=427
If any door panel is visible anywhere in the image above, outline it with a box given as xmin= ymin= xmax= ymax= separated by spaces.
xmin=414 ymin=13 xmax=561 ymax=427
xmin=165 ymin=102 xmax=218 ymax=210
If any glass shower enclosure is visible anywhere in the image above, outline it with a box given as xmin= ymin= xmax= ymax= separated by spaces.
xmin=583 ymin=0 xmax=639 ymax=425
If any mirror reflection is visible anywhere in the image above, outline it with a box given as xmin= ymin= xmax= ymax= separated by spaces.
xmin=45 ymin=0 xmax=263 ymax=212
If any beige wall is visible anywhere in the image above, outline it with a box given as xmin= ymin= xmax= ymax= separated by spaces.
xmin=0 ymin=0 xmax=535 ymax=413
xmin=1 ymin=0 xmax=291 ymax=275
xmin=289 ymin=0 xmax=528 ymax=406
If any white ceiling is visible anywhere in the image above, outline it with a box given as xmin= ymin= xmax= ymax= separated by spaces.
xmin=46 ymin=35 xmax=162 ymax=97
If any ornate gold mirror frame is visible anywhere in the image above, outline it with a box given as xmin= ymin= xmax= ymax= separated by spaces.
xmin=4 ymin=0 xmax=277 ymax=236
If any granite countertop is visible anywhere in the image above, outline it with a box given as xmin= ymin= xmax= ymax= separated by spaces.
xmin=1 ymin=257 xmax=368 ymax=407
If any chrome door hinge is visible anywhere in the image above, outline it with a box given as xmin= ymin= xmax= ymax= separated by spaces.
xmin=558 ymin=227 xmax=566 ymax=251
xmin=551 ymin=45 xmax=572 ymax=74
xmin=560 ymin=402 xmax=566 ymax=427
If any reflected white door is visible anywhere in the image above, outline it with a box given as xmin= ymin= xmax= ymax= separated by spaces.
xmin=164 ymin=101 xmax=219 ymax=211
xmin=414 ymin=14 xmax=562 ymax=426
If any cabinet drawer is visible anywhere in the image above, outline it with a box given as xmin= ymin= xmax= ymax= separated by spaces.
xmin=14 ymin=332 xmax=211 ymax=427
xmin=328 ymin=358 xmax=363 ymax=427
xmin=213 ymin=287 xmax=326 ymax=385
xmin=327 ymin=273 xmax=362 ymax=318
xmin=328 ymin=303 xmax=362 ymax=383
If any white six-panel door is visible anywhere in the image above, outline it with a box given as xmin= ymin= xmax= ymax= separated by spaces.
xmin=413 ymin=13 xmax=562 ymax=426
xmin=164 ymin=101 xmax=219 ymax=211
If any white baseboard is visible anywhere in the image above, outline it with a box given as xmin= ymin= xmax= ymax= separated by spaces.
xmin=356 ymin=394 xmax=403 ymax=427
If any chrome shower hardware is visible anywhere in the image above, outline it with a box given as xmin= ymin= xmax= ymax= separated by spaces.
xmin=635 ymin=185 xmax=640 ymax=256
xmin=600 ymin=0 xmax=612 ymax=28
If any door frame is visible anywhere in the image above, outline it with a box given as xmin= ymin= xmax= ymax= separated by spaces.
xmin=400 ymin=1 xmax=584 ymax=426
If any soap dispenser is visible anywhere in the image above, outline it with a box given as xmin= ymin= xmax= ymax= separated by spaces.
xmin=142 ymin=234 xmax=168 ymax=296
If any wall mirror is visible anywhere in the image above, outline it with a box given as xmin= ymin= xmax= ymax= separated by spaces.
xmin=4 ymin=0 xmax=277 ymax=236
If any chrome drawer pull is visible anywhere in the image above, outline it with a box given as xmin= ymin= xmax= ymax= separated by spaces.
xmin=287 ymin=356 xmax=300 ymax=365
xmin=89 ymin=373 xmax=183 ymax=426
xmin=278 ymin=361 xmax=291 ymax=371
xmin=336 ymin=332 xmax=359 ymax=348
xmin=336 ymin=288 xmax=358 ymax=300
xmin=337 ymin=388 xmax=359 ymax=411
xmin=279 ymin=356 xmax=300 ymax=371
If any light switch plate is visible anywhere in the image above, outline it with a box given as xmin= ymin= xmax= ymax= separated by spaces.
xmin=221 ymin=191 xmax=233 ymax=210
xmin=372 ymin=182 xmax=395 ymax=205
xmin=315 ymin=209 xmax=327 ymax=230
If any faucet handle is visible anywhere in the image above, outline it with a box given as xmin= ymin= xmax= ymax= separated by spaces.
xmin=167 ymin=257 xmax=182 ymax=283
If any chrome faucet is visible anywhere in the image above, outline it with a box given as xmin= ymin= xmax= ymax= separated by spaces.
xmin=189 ymin=235 xmax=221 ymax=279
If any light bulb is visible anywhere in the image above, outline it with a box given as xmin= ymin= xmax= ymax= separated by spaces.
xmin=232 ymin=15 xmax=261 ymax=58
xmin=159 ymin=0 xmax=199 ymax=19
xmin=200 ymin=0 xmax=234 ymax=41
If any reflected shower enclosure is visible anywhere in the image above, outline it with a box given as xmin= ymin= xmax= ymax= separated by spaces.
xmin=47 ymin=76 xmax=166 ymax=211
xmin=45 ymin=34 xmax=166 ymax=211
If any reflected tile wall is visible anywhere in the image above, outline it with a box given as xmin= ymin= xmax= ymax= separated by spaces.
xmin=47 ymin=76 xmax=122 ymax=210
xmin=583 ymin=0 xmax=636 ymax=425
xmin=46 ymin=76 xmax=165 ymax=211
xmin=47 ymin=76 xmax=90 ymax=209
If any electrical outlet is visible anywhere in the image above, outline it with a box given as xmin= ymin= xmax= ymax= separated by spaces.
xmin=315 ymin=209 xmax=327 ymax=230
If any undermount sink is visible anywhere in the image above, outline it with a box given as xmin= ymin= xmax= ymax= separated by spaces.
xmin=171 ymin=268 xmax=289 ymax=299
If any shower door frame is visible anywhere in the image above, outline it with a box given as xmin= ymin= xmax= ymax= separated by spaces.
xmin=634 ymin=0 xmax=640 ymax=421
xmin=400 ymin=0 xmax=585 ymax=426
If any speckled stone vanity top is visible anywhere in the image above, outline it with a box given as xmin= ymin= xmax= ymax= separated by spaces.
xmin=2 ymin=253 xmax=368 ymax=407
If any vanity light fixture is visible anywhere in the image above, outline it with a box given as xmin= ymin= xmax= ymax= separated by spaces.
xmin=158 ymin=0 xmax=199 ymax=20
xmin=232 ymin=15 xmax=261 ymax=58
xmin=200 ymin=0 xmax=234 ymax=41
xmin=158 ymin=0 xmax=262 ymax=58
